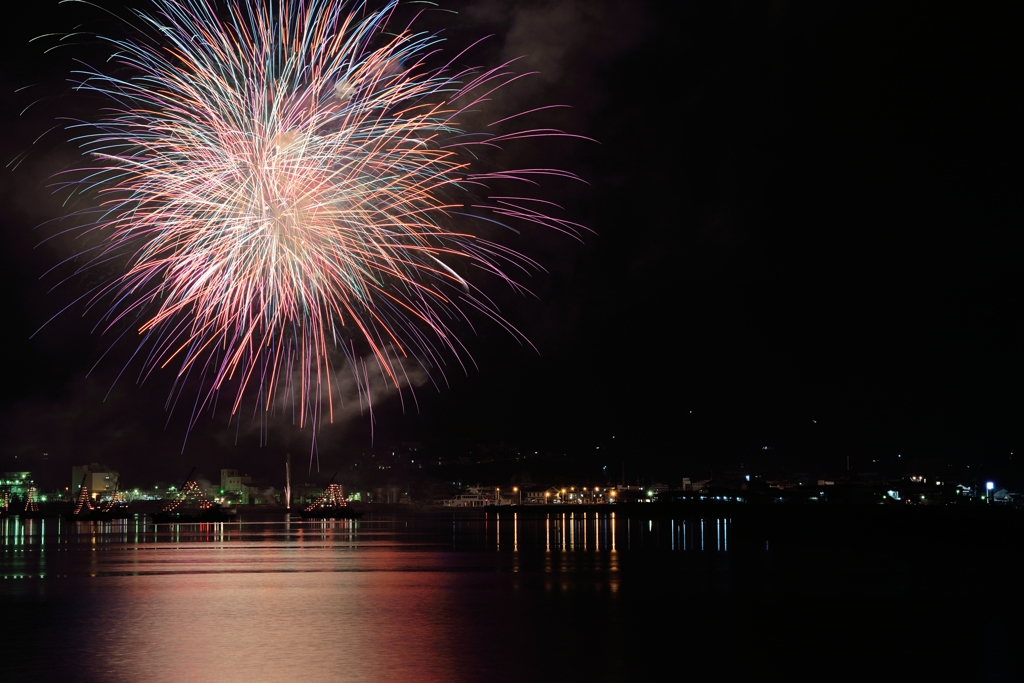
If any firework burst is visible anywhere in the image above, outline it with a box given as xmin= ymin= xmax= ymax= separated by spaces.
xmin=47 ymin=0 xmax=585 ymax=443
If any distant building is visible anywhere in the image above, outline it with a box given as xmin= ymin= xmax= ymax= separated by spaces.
xmin=373 ymin=485 xmax=405 ymax=504
xmin=520 ymin=486 xmax=549 ymax=504
xmin=220 ymin=468 xmax=276 ymax=504
xmin=444 ymin=486 xmax=510 ymax=507
xmin=1 ymin=472 xmax=34 ymax=502
xmin=71 ymin=464 xmax=118 ymax=499
xmin=993 ymin=488 xmax=1013 ymax=504
xmin=293 ymin=483 xmax=326 ymax=505
xmin=221 ymin=469 xmax=250 ymax=493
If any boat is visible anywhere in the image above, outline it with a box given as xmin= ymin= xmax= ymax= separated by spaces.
xmin=150 ymin=470 xmax=235 ymax=524
xmin=299 ymin=483 xmax=361 ymax=519
xmin=150 ymin=506 xmax=233 ymax=524
xmin=91 ymin=477 xmax=131 ymax=520
xmin=18 ymin=486 xmax=49 ymax=519
xmin=64 ymin=474 xmax=98 ymax=521
xmin=65 ymin=474 xmax=132 ymax=522
xmin=89 ymin=501 xmax=132 ymax=521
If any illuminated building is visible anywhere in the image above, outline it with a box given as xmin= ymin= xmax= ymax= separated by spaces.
xmin=220 ymin=469 xmax=276 ymax=504
xmin=1 ymin=472 xmax=33 ymax=503
xmin=71 ymin=464 xmax=118 ymax=499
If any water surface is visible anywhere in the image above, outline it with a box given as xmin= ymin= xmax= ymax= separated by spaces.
xmin=2 ymin=509 xmax=1020 ymax=681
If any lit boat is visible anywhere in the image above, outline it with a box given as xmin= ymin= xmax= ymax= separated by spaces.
xmin=299 ymin=483 xmax=361 ymax=519
xmin=18 ymin=487 xmax=49 ymax=518
xmin=65 ymin=475 xmax=131 ymax=521
xmin=88 ymin=502 xmax=132 ymax=521
xmin=92 ymin=477 xmax=131 ymax=520
xmin=150 ymin=472 xmax=235 ymax=523
xmin=150 ymin=506 xmax=233 ymax=523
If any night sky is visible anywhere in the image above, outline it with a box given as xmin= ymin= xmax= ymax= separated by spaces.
xmin=1 ymin=1 xmax=1021 ymax=487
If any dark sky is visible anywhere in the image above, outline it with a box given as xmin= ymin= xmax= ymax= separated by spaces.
xmin=1 ymin=0 xmax=1021 ymax=486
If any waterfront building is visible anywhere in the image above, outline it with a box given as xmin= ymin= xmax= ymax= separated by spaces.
xmin=292 ymin=482 xmax=329 ymax=505
xmin=444 ymin=486 xmax=511 ymax=507
xmin=520 ymin=486 xmax=548 ymax=504
xmin=372 ymin=485 xmax=406 ymax=504
xmin=220 ymin=469 xmax=249 ymax=493
xmin=1 ymin=472 xmax=33 ymax=503
xmin=220 ymin=469 xmax=276 ymax=504
xmin=70 ymin=464 xmax=119 ymax=499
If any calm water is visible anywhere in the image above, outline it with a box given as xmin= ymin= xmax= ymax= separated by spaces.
xmin=2 ymin=509 xmax=1022 ymax=681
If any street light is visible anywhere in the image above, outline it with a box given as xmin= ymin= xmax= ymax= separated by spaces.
xmin=987 ymin=481 xmax=995 ymax=504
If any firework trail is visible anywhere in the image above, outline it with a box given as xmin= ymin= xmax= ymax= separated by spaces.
xmin=44 ymin=0 xmax=585 ymax=446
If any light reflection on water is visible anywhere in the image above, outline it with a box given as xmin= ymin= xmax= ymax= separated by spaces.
xmin=0 ymin=512 xmax=742 ymax=682
xmin=4 ymin=510 xmax=1019 ymax=681
xmin=1 ymin=512 xmax=734 ymax=577
xmin=0 ymin=509 xmax=745 ymax=679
